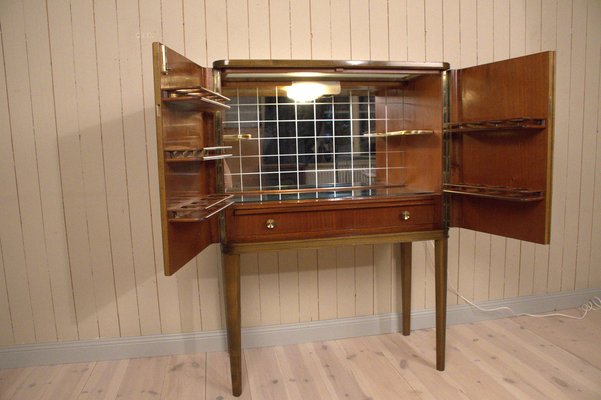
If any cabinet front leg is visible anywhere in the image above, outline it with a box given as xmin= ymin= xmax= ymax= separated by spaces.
xmin=223 ymin=253 xmax=242 ymax=396
xmin=399 ymin=242 xmax=412 ymax=336
xmin=434 ymin=237 xmax=448 ymax=371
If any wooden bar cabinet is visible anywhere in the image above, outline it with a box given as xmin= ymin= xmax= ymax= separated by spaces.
xmin=152 ymin=43 xmax=554 ymax=396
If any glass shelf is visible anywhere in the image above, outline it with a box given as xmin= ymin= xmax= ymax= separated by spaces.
xmin=363 ymin=129 xmax=434 ymax=137
xmin=444 ymin=118 xmax=545 ymax=133
xmin=443 ymin=183 xmax=544 ymax=202
xmin=167 ymin=194 xmax=234 ymax=222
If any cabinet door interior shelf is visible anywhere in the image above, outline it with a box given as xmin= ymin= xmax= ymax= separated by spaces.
xmin=161 ymin=86 xmax=231 ymax=112
xmin=165 ymin=146 xmax=233 ymax=162
xmin=168 ymin=194 xmax=234 ymax=222
xmin=444 ymin=118 xmax=545 ymax=133
xmin=443 ymin=183 xmax=544 ymax=202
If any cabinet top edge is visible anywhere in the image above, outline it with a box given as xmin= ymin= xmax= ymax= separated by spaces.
xmin=213 ymin=59 xmax=450 ymax=71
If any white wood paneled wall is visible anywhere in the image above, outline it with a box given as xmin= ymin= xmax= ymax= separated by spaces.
xmin=0 ymin=0 xmax=600 ymax=345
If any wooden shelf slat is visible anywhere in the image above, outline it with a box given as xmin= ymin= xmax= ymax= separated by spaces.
xmin=443 ymin=183 xmax=544 ymax=202
xmin=444 ymin=117 xmax=545 ymax=133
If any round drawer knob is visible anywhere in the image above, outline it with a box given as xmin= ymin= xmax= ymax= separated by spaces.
xmin=401 ymin=211 xmax=411 ymax=221
xmin=266 ymin=219 xmax=276 ymax=229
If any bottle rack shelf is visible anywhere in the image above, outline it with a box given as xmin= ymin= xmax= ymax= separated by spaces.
xmin=165 ymin=146 xmax=233 ymax=162
xmin=162 ymin=86 xmax=230 ymax=112
xmin=167 ymin=194 xmax=234 ymax=222
xmin=443 ymin=183 xmax=544 ymax=202
xmin=444 ymin=118 xmax=545 ymax=133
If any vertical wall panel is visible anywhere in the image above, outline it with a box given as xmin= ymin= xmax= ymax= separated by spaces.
xmin=23 ymin=0 xmax=78 ymax=342
xmin=335 ymin=246 xmax=355 ymax=318
xmin=369 ymin=0 xmax=389 ymax=61
xmin=184 ymin=0 xmax=208 ymax=64
xmin=290 ymin=0 xmax=312 ymax=59
xmin=561 ymin=0 xmax=587 ymax=292
xmin=330 ymin=0 xmax=351 ymax=63
xmin=317 ymin=248 xmax=337 ymax=320
xmin=574 ymin=0 xmax=598 ymax=289
xmin=198 ymin=248 xmax=224 ymax=331
xmin=116 ymin=0 xmax=162 ymax=335
xmin=206 ymin=0 xmax=228 ymax=63
xmin=2 ymin=0 xmax=57 ymax=343
xmin=350 ymin=0 xmax=369 ymax=59
xmin=0 ymin=244 xmax=14 ymax=345
xmin=373 ymin=244 xmax=393 ymax=314
xmin=270 ymin=0 xmax=291 ymax=59
xmin=227 ymin=0 xmax=250 ymax=59
xmin=278 ymin=250 xmax=300 ymax=324
xmin=72 ymin=0 xmax=120 ymax=339
xmin=248 ymin=0 xmax=271 ymax=59
xmin=94 ymin=0 xmax=140 ymax=338
xmin=0 ymin=24 xmax=34 ymax=344
xmin=355 ymin=245 xmax=374 ymax=316
xmin=240 ymin=253 xmax=261 ymax=327
xmin=588 ymin=0 xmax=601 ymax=289
xmin=258 ymin=252 xmax=280 ymax=325
xmin=298 ymin=250 xmax=319 ymax=322
xmin=162 ymin=0 xmax=184 ymax=53
xmin=388 ymin=0 xmax=408 ymax=61
xmin=311 ymin=0 xmax=331 ymax=59
xmin=407 ymin=0 xmax=426 ymax=61
xmin=47 ymin=0 xmax=98 ymax=341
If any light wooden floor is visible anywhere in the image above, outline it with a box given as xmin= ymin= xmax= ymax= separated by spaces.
xmin=1 ymin=309 xmax=600 ymax=400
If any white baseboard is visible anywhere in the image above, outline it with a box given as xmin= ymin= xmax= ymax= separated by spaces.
xmin=1 ymin=288 xmax=599 ymax=369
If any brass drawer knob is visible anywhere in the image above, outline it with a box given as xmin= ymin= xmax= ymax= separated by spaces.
xmin=401 ymin=211 xmax=411 ymax=221
xmin=266 ymin=219 xmax=276 ymax=229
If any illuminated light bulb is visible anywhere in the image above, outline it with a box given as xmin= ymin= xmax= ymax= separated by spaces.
xmin=284 ymin=81 xmax=341 ymax=103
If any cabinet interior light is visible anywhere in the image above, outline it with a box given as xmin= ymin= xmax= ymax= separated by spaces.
xmin=284 ymin=81 xmax=341 ymax=102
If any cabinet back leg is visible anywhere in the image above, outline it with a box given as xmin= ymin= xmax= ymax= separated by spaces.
xmin=434 ymin=237 xmax=448 ymax=371
xmin=399 ymin=242 xmax=412 ymax=335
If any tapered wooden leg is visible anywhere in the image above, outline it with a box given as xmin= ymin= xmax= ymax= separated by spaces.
xmin=434 ymin=237 xmax=448 ymax=371
xmin=223 ymin=252 xmax=242 ymax=396
xmin=399 ymin=242 xmax=412 ymax=336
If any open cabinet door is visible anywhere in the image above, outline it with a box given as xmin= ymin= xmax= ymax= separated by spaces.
xmin=152 ymin=43 xmax=233 ymax=275
xmin=446 ymin=52 xmax=555 ymax=244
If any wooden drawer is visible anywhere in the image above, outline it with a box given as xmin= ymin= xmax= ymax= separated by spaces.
xmin=225 ymin=196 xmax=442 ymax=243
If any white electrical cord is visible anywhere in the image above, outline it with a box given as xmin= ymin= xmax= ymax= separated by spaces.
xmin=423 ymin=242 xmax=601 ymax=320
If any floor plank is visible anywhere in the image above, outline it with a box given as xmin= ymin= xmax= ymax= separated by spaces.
xmin=473 ymin=319 xmax=601 ymax=399
xmin=513 ymin=309 xmax=601 ymax=368
xmin=1 ymin=309 xmax=600 ymax=400
xmin=307 ymin=340 xmax=371 ymax=400
xmin=77 ymin=359 xmax=129 ymax=400
xmin=337 ymin=336 xmax=422 ymax=399
xmin=113 ymin=356 xmax=170 ymax=400
xmin=6 ymin=365 xmax=62 ymax=400
xmin=161 ymin=354 xmax=206 ymax=400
